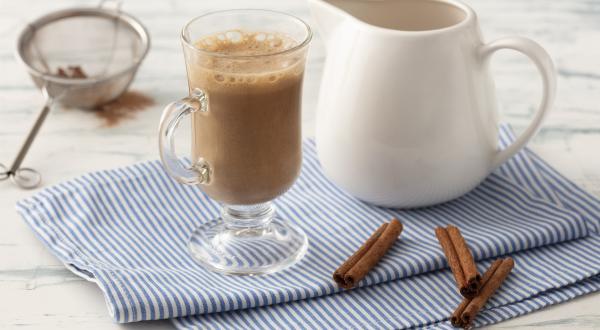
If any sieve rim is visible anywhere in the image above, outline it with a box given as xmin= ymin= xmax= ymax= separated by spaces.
xmin=15 ymin=7 xmax=150 ymax=86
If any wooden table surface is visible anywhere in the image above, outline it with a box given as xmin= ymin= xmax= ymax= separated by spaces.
xmin=1 ymin=0 xmax=599 ymax=328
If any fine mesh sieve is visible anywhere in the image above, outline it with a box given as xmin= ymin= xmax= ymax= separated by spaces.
xmin=0 ymin=3 xmax=150 ymax=189
xmin=16 ymin=3 xmax=150 ymax=108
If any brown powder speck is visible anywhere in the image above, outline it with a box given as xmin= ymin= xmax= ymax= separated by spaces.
xmin=56 ymin=65 xmax=88 ymax=79
xmin=94 ymin=90 xmax=155 ymax=126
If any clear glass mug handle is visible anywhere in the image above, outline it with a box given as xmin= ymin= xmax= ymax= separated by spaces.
xmin=158 ymin=88 xmax=211 ymax=185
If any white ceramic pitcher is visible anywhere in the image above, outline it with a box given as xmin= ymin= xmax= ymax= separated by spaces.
xmin=308 ymin=0 xmax=556 ymax=208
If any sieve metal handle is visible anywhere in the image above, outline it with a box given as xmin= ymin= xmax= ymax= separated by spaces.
xmin=9 ymin=97 xmax=52 ymax=174
xmin=0 ymin=89 xmax=50 ymax=189
xmin=158 ymin=88 xmax=211 ymax=186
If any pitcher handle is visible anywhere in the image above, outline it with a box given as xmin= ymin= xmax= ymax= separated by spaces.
xmin=158 ymin=88 xmax=211 ymax=185
xmin=479 ymin=37 xmax=556 ymax=169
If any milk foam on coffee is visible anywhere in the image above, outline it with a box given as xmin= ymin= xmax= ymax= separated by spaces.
xmin=188 ymin=30 xmax=306 ymax=205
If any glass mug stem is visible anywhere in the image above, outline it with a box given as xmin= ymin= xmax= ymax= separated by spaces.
xmin=221 ymin=203 xmax=275 ymax=229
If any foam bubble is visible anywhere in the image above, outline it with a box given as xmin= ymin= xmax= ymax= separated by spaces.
xmin=254 ymin=33 xmax=266 ymax=42
xmin=269 ymin=39 xmax=283 ymax=48
xmin=225 ymin=30 xmax=242 ymax=42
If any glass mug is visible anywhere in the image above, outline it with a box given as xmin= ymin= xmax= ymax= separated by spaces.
xmin=158 ymin=10 xmax=312 ymax=275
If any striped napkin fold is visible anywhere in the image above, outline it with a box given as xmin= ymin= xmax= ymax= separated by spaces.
xmin=16 ymin=125 xmax=600 ymax=329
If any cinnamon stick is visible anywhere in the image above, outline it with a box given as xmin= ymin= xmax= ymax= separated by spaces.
xmin=333 ymin=223 xmax=387 ymax=284
xmin=435 ymin=225 xmax=481 ymax=298
xmin=333 ymin=218 xmax=403 ymax=289
xmin=448 ymin=226 xmax=481 ymax=292
xmin=459 ymin=258 xmax=514 ymax=328
xmin=450 ymin=259 xmax=503 ymax=328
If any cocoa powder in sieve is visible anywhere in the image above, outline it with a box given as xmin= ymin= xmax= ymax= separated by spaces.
xmin=56 ymin=66 xmax=87 ymax=79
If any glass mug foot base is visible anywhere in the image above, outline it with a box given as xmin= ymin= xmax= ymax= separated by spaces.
xmin=188 ymin=202 xmax=308 ymax=275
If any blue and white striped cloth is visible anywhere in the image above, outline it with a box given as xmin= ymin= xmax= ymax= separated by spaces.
xmin=17 ymin=126 xmax=600 ymax=329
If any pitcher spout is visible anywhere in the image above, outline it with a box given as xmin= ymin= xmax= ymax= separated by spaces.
xmin=307 ymin=0 xmax=348 ymax=49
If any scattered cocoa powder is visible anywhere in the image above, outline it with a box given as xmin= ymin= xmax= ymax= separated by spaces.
xmin=54 ymin=65 xmax=154 ymax=126
xmin=94 ymin=90 xmax=155 ymax=126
